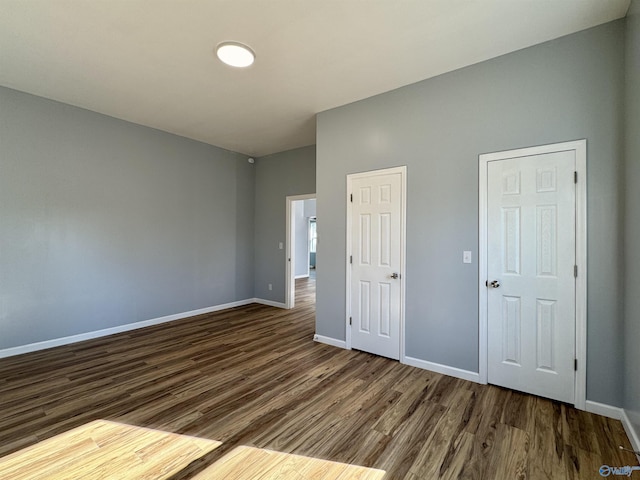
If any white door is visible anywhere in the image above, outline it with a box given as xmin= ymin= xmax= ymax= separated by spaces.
xmin=348 ymin=168 xmax=405 ymax=360
xmin=487 ymin=150 xmax=576 ymax=403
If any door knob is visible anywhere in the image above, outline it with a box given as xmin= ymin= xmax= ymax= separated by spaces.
xmin=390 ymin=273 xmax=399 ymax=279
xmin=489 ymin=280 xmax=500 ymax=288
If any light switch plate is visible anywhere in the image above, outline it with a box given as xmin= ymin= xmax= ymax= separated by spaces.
xmin=278 ymin=242 xmax=283 ymax=249
xmin=463 ymin=251 xmax=472 ymax=263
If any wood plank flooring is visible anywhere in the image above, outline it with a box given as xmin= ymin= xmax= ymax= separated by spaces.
xmin=0 ymin=276 xmax=637 ymax=479
xmin=193 ymin=446 xmax=385 ymax=479
xmin=0 ymin=420 xmax=221 ymax=479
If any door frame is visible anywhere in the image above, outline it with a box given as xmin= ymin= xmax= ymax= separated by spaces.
xmin=285 ymin=193 xmax=316 ymax=309
xmin=478 ymin=140 xmax=587 ymax=410
xmin=345 ymin=166 xmax=407 ymax=361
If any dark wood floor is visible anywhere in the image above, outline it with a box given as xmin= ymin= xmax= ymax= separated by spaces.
xmin=0 ymin=277 xmax=636 ymax=479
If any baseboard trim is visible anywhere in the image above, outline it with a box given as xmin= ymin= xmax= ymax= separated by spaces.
xmin=402 ymin=356 xmax=481 ymax=383
xmin=0 ymin=299 xmax=255 ymax=359
xmin=620 ymin=409 xmax=640 ymax=463
xmin=253 ymin=298 xmax=287 ymax=309
xmin=313 ymin=334 xmax=347 ymax=349
xmin=585 ymin=400 xmax=623 ymax=420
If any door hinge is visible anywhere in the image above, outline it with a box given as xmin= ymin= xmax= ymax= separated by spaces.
xmin=350 ymin=255 xmax=353 ymax=264
xmin=349 ymin=317 xmax=352 ymax=326
xmin=574 ymin=265 xmax=578 ymax=277
xmin=574 ymin=171 xmax=578 ymax=183
xmin=574 ymin=359 xmax=578 ymax=371
xmin=350 ymin=193 xmax=353 ymax=202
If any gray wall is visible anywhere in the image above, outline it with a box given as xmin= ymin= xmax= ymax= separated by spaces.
xmin=253 ymin=146 xmax=316 ymax=302
xmin=294 ymin=201 xmax=309 ymax=277
xmin=624 ymin=0 xmax=640 ymax=436
xmin=304 ymin=198 xmax=317 ymax=218
xmin=316 ymin=21 xmax=625 ymax=405
xmin=0 ymin=87 xmax=255 ymax=350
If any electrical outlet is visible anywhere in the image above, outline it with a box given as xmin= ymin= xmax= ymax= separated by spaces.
xmin=278 ymin=242 xmax=283 ymax=249
xmin=268 ymin=284 xmax=272 ymax=291
xmin=463 ymin=251 xmax=472 ymax=263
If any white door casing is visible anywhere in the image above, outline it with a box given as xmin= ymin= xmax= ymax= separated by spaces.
xmin=479 ymin=140 xmax=587 ymax=409
xmin=346 ymin=166 xmax=406 ymax=360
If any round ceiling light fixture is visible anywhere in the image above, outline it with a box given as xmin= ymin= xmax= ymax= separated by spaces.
xmin=216 ymin=41 xmax=255 ymax=68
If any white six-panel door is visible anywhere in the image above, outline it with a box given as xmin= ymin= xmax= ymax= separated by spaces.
xmin=487 ymin=150 xmax=576 ymax=403
xmin=348 ymin=168 xmax=405 ymax=360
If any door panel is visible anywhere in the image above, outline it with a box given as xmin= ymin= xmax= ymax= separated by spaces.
xmin=487 ymin=151 xmax=575 ymax=403
xmin=350 ymin=171 xmax=403 ymax=360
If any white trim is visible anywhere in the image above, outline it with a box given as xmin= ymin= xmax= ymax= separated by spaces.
xmin=479 ymin=151 xmax=489 ymax=385
xmin=585 ymin=400 xmax=623 ymax=420
xmin=478 ymin=140 xmax=587 ymax=410
xmin=403 ymin=356 xmax=481 ymax=383
xmin=313 ymin=334 xmax=347 ymax=349
xmin=399 ymin=167 xmax=407 ymax=364
xmin=285 ymin=193 xmax=316 ymax=309
xmin=0 ymin=299 xmax=254 ymax=359
xmin=574 ymin=140 xmax=588 ymax=411
xmin=295 ymin=274 xmax=310 ymax=279
xmin=253 ymin=298 xmax=287 ymax=309
xmin=346 ymin=166 xmax=407 ymax=361
xmin=621 ymin=409 xmax=640 ymax=463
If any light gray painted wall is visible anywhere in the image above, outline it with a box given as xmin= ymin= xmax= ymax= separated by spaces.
xmin=304 ymin=198 xmax=317 ymax=218
xmin=254 ymin=146 xmax=316 ymax=302
xmin=624 ymin=0 xmax=640 ymax=435
xmin=316 ymin=21 xmax=625 ymax=405
xmin=0 ymin=87 xmax=254 ymax=350
xmin=294 ymin=201 xmax=309 ymax=277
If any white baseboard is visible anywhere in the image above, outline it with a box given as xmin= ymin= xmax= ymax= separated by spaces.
xmin=402 ymin=356 xmax=481 ymax=384
xmin=313 ymin=334 xmax=347 ymax=349
xmin=585 ymin=400 xmax=623 ymax=420
xmin=0 ymin=299 xmax=255 ymax=359
xmin=253 ymin=298 xmax=287 ymax=309
xmin=621 ymin=409 xmax=640 ymax=463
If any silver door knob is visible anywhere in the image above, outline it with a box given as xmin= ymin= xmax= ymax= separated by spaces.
xmin=390 ymin=273 xmax=399 ymax=279
xmin=490 ymin=280 xmax=500 ymax=288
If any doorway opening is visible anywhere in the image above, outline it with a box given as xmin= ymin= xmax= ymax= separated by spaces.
xmin=286 ymin=194 xmax=316 ymax=309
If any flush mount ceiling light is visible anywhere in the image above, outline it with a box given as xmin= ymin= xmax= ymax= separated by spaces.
xmin=216 ymin=42 xmax=255 ymax=68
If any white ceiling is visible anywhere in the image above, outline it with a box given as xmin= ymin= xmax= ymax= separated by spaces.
xmin=0 ymin=0 xmax=630 ymax=157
